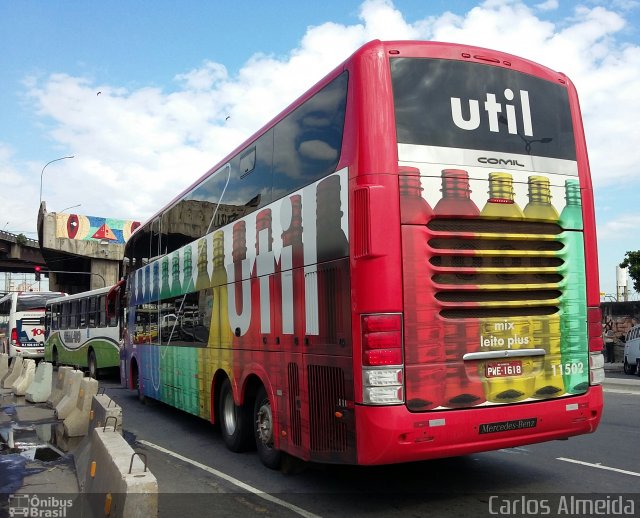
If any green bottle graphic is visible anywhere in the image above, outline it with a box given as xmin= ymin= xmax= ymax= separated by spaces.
xmin=170 ymin=251 xmax=182 ymax=297
xmin=160 ymin=256 xmax=171 ymax=300
xmin=183 ymin=244 xmax=195 ymax=294
xmin=559 ymin=179 xmax=588 ymax=393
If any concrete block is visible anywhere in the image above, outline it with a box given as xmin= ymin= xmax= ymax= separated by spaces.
xmin=81 ymin=428 xmax=158 ymax=518
xmin=0 ymin=353 xmax=8 ymax=381
xmin=26 ymin=361 xmax=53 ymax=403
xmin=12 ymin=358 xmax=36 ymax=396
xmin=63 ymin=377 xmax=99 ymax=437
xmin=3 ymin=356 xmax=24 ymax=389
xmin=54 ymin=369 xmax=84 ymax=419
xmin=74 ymin=394 xmax=124 ymax=484
xmin=48 ymin=366 xmax=73 ymax=408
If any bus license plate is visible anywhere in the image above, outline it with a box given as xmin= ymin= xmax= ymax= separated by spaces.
xmin=486 ymin=360 xmax=523 ymax=378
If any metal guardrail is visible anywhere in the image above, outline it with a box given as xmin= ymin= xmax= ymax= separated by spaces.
xmin=0 ymin=230 xmax=39 ymax=248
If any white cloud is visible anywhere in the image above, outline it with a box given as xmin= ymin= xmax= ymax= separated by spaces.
xmin=535 ymin=0 xmax=559 ymax=11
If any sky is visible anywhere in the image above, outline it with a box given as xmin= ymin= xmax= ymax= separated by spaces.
xmin=1 ymin=0 xmax=639 ymax=297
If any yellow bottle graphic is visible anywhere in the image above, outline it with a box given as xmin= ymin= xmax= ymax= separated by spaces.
xmin=195 ymin=236 xmax=211 ymax=291
xmin=480 ymin=173 xmax=532 ymax=403
xmin=523 ymin=175 xmax=564 ymax=398
xmin=523 ymin=176 xmax=559 ymax=222
xmin=480 ymin=172 xmax=524 ymax=219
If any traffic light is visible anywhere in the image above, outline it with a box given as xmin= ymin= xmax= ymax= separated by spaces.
xmin=34 ymin=266 xmax=41 ymax=281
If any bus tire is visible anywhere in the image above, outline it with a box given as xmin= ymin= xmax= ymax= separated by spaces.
xmin=88 ymin=350 xmax=99 ymax=380
xmin=254 ymin=385 xmax=281 ymax=470
xmin=219 ymin=378 xmax=252 ymax=452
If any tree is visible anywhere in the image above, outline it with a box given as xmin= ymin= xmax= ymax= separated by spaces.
xmin=620 ymin=251 xmax=640 ymax=293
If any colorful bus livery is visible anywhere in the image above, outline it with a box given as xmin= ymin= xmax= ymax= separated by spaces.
xmin=44 ymin=287 xmax=120 ymax=378
xmin=0 ymin=291 xmax=66 ymax=358
xmin=121 ymin=40 xmax=603 ymax=468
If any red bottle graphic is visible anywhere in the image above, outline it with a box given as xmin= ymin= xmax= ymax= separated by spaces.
xmin=399 ymin=166 xmax=431 ymax=224
xmin=433 ymin=169 xmax=480 ymax=217
xmin=279 ymin=195 xmax=305 ymax=343
xmin=255 ymin=209 xmax=275 ymax=340
xmin=399 ymin=169 xmax=445 ymax=409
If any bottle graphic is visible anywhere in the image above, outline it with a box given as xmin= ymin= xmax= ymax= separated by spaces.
xmin=143 ymin=265 xmax=151 ymax=306
xmin=479 ymin=172 xmax=531 ymax=402
xmin=195 ymin=236 xmax=211 ymax=291
xmin=520 ymin=175 xmax=565 ymax=398
xmin=399 ymin=182 xmax=445 ymax=409
xmin=278 ymin=194 xmax=305 ymax=344
xmin=160 ymin=256 xmax=171 ymax=300
xmin=433 ymin=169 xmax=480 ymax=217
xmin=135 ymin=268 xmax=144 ymax=305
xmin=255 ymin=209 xmax=275 ymax=339
xmin=480 ymin=172 xmax=524 ymax=219
xmin=209 ymin=230 xmax=233 ymax=347
xmin=523 ymin=175 xmax=559 ymax=222
xmin=228 ymin=221 xmax=252 ymax=346
xmin=558 ymin=179 xmax=588 ymax=393
xmin=399 ymin=166 xmax=432 ymax=224
xmin=150 ymin=261 xmax=160 ymax=303
xmin=170 ymin=250 xmax=182 ymax=297
xmin=315 ymin=175 xmax=349 ymax=345
xmin=182 ymin=244 xmax=195 ymax=294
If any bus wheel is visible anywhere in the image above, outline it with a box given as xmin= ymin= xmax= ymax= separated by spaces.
xmin=219 ymin=378 xmax=252 ymax=452
xmin=88 ymin=350 xmax=99 ymax=380
xmin=254 ymin=385 xmax=281 ymax=470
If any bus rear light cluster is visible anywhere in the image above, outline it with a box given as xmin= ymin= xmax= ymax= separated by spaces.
xmin=361 ymin=313 xmax=404 ymax=405
xmin=589 ymin=353 xmax=605 ymax=385
xmin=10 ymin=328 xmax=19 ymax=346
xmin=586 ymin=307 xmax=605 ymax=385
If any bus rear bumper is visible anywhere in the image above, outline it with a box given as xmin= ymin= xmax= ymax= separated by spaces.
xmin=354 ymin=386 xmax=603 ymax=465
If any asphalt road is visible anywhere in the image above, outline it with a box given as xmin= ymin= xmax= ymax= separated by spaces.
xmin=99 ymin=375 xmax=640 ymax=518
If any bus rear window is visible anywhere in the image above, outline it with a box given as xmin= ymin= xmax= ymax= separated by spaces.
xmin=390 ymin=57 xmax=576 ymax=160
xmin=16 ymin=293 xmax=65 ymax=312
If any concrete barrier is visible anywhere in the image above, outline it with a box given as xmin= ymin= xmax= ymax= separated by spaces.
xmin=75 ymin=394 xmax=124 ymax=484
xmin=80 ymin=427 xmax=158 ymax=518
xmin=48 ymin=365 xmax=73 ymax=407
xmin=12 ymin=358 xmax=36 ymax=396
xmin=26 ymin=361 xmax=53 ymax=403
xmin=2 ymin=356 xmax=24 ymax=389
xmin=63 ymin=377 xmax=99 ymax=437
xmin=0 ymin=353 xmax=8 ymax=382
xmin=54 ymin=369 xmax=84 ymax=419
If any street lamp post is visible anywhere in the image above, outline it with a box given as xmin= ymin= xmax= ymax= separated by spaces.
xmin=60 ymin=204 xmax=81 ymax=213
xmin=39 ymin=155 xmax=75 ymax=207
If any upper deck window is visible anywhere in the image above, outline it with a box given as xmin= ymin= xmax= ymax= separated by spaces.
xmin=391 ymin=58 xmax=576 ymax=160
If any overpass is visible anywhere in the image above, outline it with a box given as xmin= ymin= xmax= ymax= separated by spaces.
xmin=36 ymin=203 xmax=140 ymax=294
xmin=0 ymin=230 xmax=46 ymax=273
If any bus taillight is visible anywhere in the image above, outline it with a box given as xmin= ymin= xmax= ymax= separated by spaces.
xmin=10 ymin=327 xmax=20 ymax=346
xmin=361 ymin=314 xmax=404 ymax=405
xmin=587 ymin=307 xmax=605 ymax=385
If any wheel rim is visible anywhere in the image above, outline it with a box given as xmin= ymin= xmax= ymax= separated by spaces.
xmin=89 ymin=355 xmax=96 ymax=377
xmin=222 ymin=391 xmax=237 ymax=435
xmin=256 ymin=399 xmax=273 ymax=447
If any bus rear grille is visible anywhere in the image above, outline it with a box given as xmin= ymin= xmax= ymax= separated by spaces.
xmin=308 ymin=365 xmax=348 ymax=453
xmin=427 ymin=218 xmax=564 ymax=319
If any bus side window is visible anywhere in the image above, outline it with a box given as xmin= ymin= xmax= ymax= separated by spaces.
xmin=88 ymin=297 xmax=97 ymax=328
xmin=79 ymin=299 xmax=87 ymax=328
xmin=99 ymin=295 xmax=107 ymax=328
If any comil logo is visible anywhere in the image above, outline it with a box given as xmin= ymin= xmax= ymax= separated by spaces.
xmin=451 ymin=88 xmax=533 ymax=136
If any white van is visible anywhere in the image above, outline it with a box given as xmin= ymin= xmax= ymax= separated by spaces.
xmin=0 ymin=291 xmax=66 ymax=358
xmin=623 ymin=324 xmax=640 ymax=375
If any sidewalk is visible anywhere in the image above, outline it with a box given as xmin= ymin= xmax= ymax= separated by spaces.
xmin=602 ymin=362 xmax=640 ymax=394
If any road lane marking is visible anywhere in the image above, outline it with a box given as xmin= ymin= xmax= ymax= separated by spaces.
xmin=138 ymin=439 xmax=321 ymax=518
xmin=557 ymin=457 xmax=640 ymax=477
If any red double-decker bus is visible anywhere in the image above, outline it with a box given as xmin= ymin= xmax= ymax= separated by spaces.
xmin=120 ymin=40 xmax=603 ymax=468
